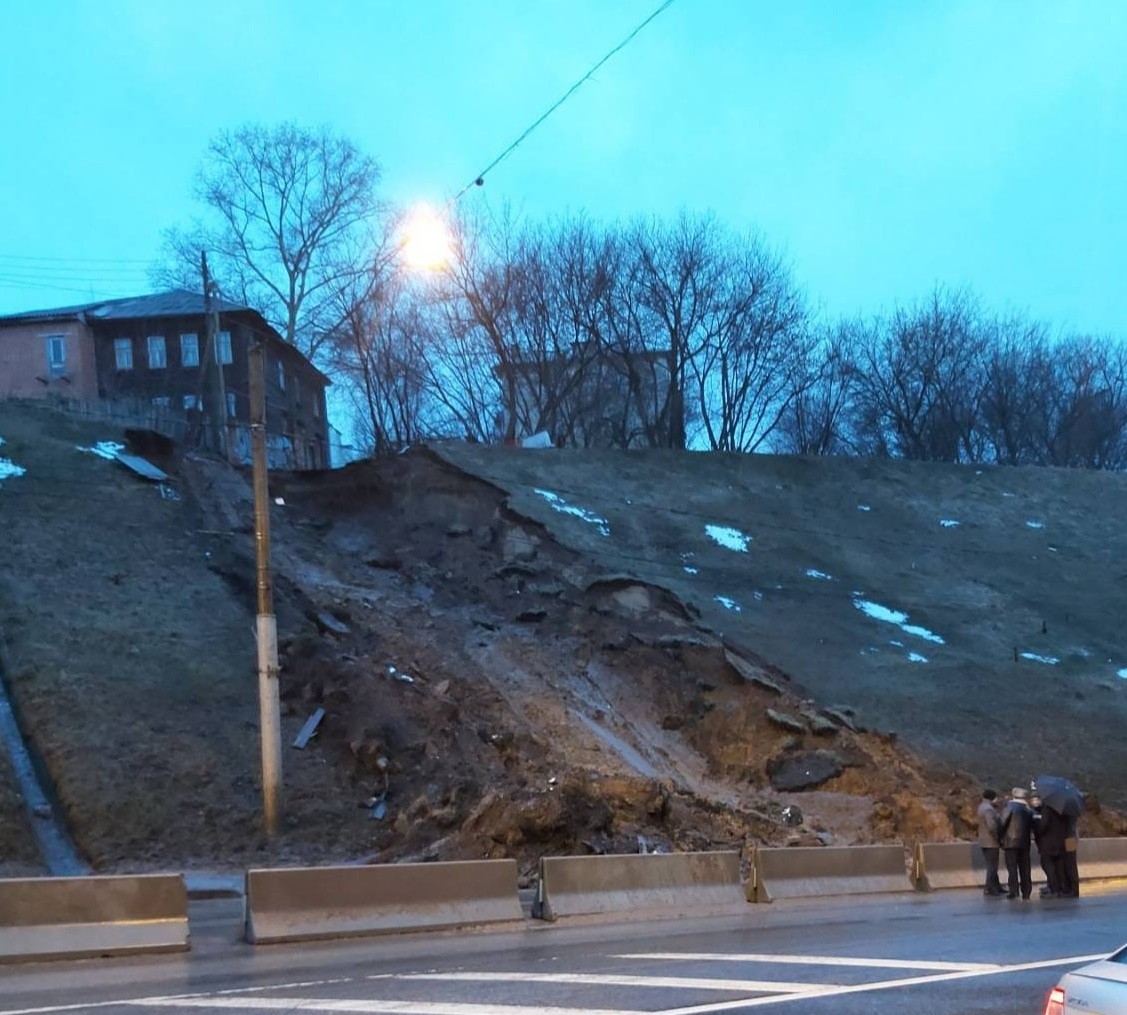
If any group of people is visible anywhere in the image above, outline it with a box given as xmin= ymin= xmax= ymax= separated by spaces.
xmin=976 ymin=787 xmax=1080 ymax=899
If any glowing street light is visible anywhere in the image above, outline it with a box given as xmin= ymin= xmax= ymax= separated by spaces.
xmin=400 ymin=204 xmax=453 ymax=271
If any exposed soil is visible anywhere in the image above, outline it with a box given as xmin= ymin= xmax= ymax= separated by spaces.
xmin=1 ymin=402 xmax=1123 ymax=877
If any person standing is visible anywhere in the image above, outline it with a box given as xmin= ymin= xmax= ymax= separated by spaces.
xmin=1031 ymin=796 xmax=1067 ymax=897
xmin=977 ymin=789 xmax=1005 ymax=896
xmin=999 ymin=787 xmax=1034 ymax=900
xmin=1062 ymin=812 xmax=1080 ymax=898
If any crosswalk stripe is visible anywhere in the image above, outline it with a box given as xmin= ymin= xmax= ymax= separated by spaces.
xmin=654 ymin=953 xmax=1110 ymax=1014
xmin=394 ymin=972 xmax=844 ymax=994
xmin=128 ymin=999 xmax=640 ymax=1015
xmin=618 ymin=952 xmax=1002 ymax=972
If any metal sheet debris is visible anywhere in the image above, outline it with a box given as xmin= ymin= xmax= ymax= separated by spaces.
xmin=293 ymin=707 xmax=326 ymax=749
xmin=113 ymin=452 xmax=169 ymax=482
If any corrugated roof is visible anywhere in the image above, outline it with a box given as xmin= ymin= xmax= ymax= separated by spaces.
xmin=0 ymin=289 xmax=248 ymax=324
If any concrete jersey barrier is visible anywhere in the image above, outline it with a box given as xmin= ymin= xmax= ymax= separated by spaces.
xmin=751 ymin=845 xmax=912 ymax=902
xmin=0 ymin=874 xmax=188 ymax=963
xmin=245 ymin=860 xmax=523 ymax=943
xmin=1075 ymin=838 xmax=1127 ymax=881
xmin=914 ymin=842 xmax=1001 ymax=891
xmin=536 ymin=851 xmax=745 ymax=922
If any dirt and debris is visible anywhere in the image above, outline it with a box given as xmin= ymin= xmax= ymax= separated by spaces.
xmin=1 ymin=402 xmax=1124 ymax=876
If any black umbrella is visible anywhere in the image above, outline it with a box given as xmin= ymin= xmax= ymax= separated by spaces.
xmin=1034 ymin=774 xmax=1084 ymax=818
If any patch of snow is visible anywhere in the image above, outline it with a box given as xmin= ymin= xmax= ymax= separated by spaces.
xmin=853 ymin=597 xmax=945 ymax=644
xmin=753 ymin=591 xmax=764 ymax=601
xmin=975 ymin=470 xmax=983 ymax=476
xmin=683 ymin=566 xmax=699 ymax=575
xmin=714 ymin=595 xmax=742 ymax=613
xmin=1020 ymin=652 xmax=1059 ymax=665
xmin=939 ymin=519 xmax=959 ymax=528
xmin=0 ymin=458 xmax=26 ymax=483
xmin=1117 ymin=669 xmax=1127 ymax=680
xmin=76 ymin=441 xmax=125 ymax=461
xmin=1048 ymin=546 xmax=1058 ymax=553
xmin=705 ymin=524 xmax=751 ymax=553
xmin=805 ymin=568 xmax=833 ymax=581
xmin=857 ymin=504 xmax=871 ymax=512
xmin=533 ymin=488 xmax=610 ymax=537
xmin=889 ymin=640 xmax=904 ymax=647
xmin=907 ymin=652 xmax=929 ymax=664
xmin=1003 ymin=492 xmax=1015 ymax=498
xmin=1026 ymin=520 xmax=1044 ymax=530
xmin=0 ymin=436 xmax=5 ymax=446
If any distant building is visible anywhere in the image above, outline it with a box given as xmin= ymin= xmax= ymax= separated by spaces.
xmin=0 ymin=290 xmax=330 ymax=468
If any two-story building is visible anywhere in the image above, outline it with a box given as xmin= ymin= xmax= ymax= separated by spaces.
xmin=0 ymin=289 xmax=331 ymax=468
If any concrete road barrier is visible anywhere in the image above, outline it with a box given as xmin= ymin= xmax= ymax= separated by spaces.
xmin=1077 ymin=838 xmax=1127 ymax=880
xmin=751 ymin=845 xmax=912 ymax=902
xmin=536 ymin=851 xmax=745 ymax=922
xmin=914 ymin=842 xmax=997 ymax=891
xmin=245 ymin=860 xmax=523 ymax=943
xmin=0 ymin=874 xmax=188 ymax=963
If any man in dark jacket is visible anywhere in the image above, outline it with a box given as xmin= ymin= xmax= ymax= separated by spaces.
xmin=1031 ymin=796 xmax=1067 ymax=897
xmin=999 ymin=787 xmax=1034 ymax=900
xmin=1062 ymin=813 xmax=1080 ymax=898
xmin=976 ymin=789 xmax=1004 ymax=896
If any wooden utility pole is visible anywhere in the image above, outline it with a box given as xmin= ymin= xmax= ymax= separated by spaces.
xmin=249 ymin=343 xmax=283 ymax=836
xmin=200 ymin=251 xmax=229 ymax=458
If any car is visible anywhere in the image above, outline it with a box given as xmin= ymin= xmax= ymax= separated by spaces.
xmin=1045 ymin=946 xmax=1127 ymax=1014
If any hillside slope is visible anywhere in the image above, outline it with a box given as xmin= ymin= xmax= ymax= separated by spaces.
xmin=432 ymin=444 xmax=1127 ymax=806
xmin=1 ymin=401 xmax=1123 ymax=875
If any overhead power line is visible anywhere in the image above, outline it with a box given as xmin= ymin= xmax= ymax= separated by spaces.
xmin=451 ymin=0 xmax=678 ymax=204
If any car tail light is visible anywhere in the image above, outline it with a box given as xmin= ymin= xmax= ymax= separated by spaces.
xmin=1043 ymin=986 xmax=1065 ymax=1015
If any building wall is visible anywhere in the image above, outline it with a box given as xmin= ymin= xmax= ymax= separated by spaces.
xmin=0 ymin=320 xmax=98 ymax=400
xmin=91 ymin=312 xmax=331 ymax=468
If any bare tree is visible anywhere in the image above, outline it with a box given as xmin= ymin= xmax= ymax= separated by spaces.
xmin=689 ymin=236 xmax=811 ymax=453
xmin=851 ymin=288 xmax=986 ymax=462
xmin=780 ymin=320 xmax=861 ymax=455
xmin=158 ymin=123 xmax=382 ymax=360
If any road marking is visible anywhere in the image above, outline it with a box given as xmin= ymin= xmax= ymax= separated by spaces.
xmin=619 ymin=952 xmax=1003 ymax=972
xmin=394 ymin=972 xmax=844 ymax=994
xmin=129 ymin=1000 xmax=640 ymax=1015
xmin=655 ymin=953 xmax=1109 ymax=1014
xmin=0 ymin=979 xmax=358 ymax=1015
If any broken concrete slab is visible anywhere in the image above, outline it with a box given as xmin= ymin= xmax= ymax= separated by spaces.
xmin=724 ymin=650 xmax=783 ymax=694
xmin=767 ymin=750 xmax=844 ymax=791
xmin=766 ymin=709 xmax=808 ymax=734
xmin=807 ymin=714 xmax=839 ymax=737
xmin=315 ymin=612 xmax=350 ymax=637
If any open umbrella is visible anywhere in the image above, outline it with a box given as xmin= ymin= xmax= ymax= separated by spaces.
xmin=1034 ymin=774 xmax=1084 ymax=818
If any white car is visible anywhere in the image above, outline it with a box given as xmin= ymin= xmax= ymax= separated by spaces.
xmin=1045 ymin=948 xmax=1127 ymax=1014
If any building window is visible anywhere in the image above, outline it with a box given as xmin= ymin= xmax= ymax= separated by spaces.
xmin=293 ymin=374 xmax=301 ymax=405
xmin=147 ymin=335 xmax=167 ymax=369
xmin=114 ymin=338 xmax=133 ymax=370
xmin=216 ymin=330 xmax=233 ymax=365
xmin=183 ymin=395 xmax=202 ymax=411
xmin=151 ymin=396 xmax=171 ymax=409
xmin=276 ymin=359 xmax=286 ymax=391
xmin=226 ymin=392 xmax=237 ymax=418
xmin=312 ymin=393 xmax=320 ymax=419
xmin=45 ymin=335 xmax=66 ymax=374
xmin=180 ymin=333 xmax=199 ymax=367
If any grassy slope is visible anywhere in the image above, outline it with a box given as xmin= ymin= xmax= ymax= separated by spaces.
xmin=0 ymin=402 xmax=381 ymax=870
xmin=434 ymin=445 xmax=1127 ymax=807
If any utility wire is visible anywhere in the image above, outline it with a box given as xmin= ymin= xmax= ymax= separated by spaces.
xmin=451 ymin=0 xmax=678 ymax=204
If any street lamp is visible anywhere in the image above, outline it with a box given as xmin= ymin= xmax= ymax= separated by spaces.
xmin=400 ymin=204 xmax=454 ymax=272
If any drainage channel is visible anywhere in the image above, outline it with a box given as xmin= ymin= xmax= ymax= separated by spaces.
xmin=0 ymin=657 xmax=87 ymax=876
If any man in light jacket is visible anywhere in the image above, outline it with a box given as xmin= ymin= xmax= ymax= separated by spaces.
xmin=999 ymin=787 xmax=1034 ymax=900
xmin=977 ymin=789 xmax=1004 ymax=896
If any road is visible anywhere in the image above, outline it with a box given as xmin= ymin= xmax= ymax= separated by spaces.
xmin=2 ymin=887 xmax=1126 ymax=1015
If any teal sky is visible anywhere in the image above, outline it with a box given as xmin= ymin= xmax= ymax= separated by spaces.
xmin=1 ymin=0 xmax=1124 ymax=334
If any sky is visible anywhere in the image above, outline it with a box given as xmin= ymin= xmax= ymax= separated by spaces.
xmin=1 ymin=0 xmax=1125 ymax=336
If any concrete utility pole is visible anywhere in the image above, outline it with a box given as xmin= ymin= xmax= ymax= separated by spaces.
xmin=200 ymin=251 xmax=229 ymax=458
xmin=249 ymin=343 xmax=283 ymax=837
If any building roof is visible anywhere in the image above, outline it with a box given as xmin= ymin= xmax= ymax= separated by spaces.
xmin=0 ymin=289 xmax=330 ymax=384
xmin=0 ymin=289 xmax=248 ymax=324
